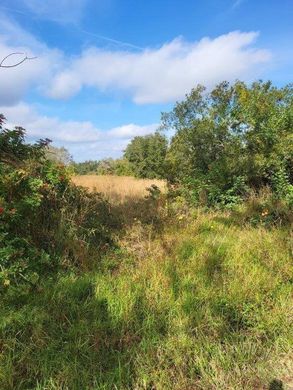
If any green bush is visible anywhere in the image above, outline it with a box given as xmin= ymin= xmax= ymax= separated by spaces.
xmin=0 ymin=116 xmax=114 ymax=291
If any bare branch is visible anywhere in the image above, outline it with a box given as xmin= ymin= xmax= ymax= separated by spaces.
xmin=0 ymin=52 xmax=37 ymax=68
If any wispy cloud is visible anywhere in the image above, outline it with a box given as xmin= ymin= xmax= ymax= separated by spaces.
xmin=19 ymin=0 xmax=89 ymax=23
xmin=0 ymin=5 xmax=142 ymax=52
xmin=232 ymin=0 xmax=244 ymax=9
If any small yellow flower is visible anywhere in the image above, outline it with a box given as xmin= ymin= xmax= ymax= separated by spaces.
xmin=3 ymin=279 xmax=10 ymax=286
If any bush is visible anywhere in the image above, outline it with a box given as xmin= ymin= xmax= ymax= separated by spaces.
xmin=241 ymin=188 xmax=293 ymax=226
xmin=0 ymin=116 xmax=114 ymax=291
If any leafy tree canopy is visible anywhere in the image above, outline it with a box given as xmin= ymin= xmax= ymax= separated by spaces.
xmin=162 ymin=81 xmax=293 ymax=206
xmin=124 ymin=132 xmax=168 ymax=179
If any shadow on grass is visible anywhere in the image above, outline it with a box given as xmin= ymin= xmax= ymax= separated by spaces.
xmin=109 ymin=194 xmax=166 ymax=233
xmin=0 ymin=274 xmax=169 ymax=390
xmin=0 ymin=277 xmax=134 ymax=389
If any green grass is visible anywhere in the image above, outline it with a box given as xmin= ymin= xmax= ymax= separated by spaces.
xmin=0 ymin=210 xmax=292 ymax=389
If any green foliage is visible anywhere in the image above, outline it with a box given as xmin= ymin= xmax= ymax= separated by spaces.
xmin=72 ymin=159 xmax=100 ymax=175
xmin=0 ymin=117 xmax=114 ymax=291
xmin=110 ymin=158 xmax=134 ymax=176
xmin=272 ymin=167 xmax=293 ymax=207
xmin=163 ymin=81 xmax=293 ymax=208
xmin=145 ymin=184 xmax=161 ymax=200
xmin=96 ymin=158 xmax=134 ymax=176
xmin=73 ymin=158 xmax=134 ymax=176
xmin=124 ymin=132 xmax=168 ymax=179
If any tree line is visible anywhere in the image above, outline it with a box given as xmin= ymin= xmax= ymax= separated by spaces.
xmin=68 ymin=80 xmax=292 ymax=207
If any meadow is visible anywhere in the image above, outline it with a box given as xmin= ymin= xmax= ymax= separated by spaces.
xmin=1 ymin=189 xmax=292 ymax=389
xmin=72 ymin=175 xmax=166 ymax=203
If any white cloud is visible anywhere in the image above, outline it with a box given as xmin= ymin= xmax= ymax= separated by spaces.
xmin=0 ymin=16 xmax=63 ymax=105
xmin=0 ymin=102 xmax=158 ymax=160
xmin=0 ymin=16 xmax=271 ymax=106
xmin=20 ymin=0 xmax=88 ymax=23
xmin=48 ymin=31 xmax=271 ymax=104
xmin=107 ymin=123 xmax=158 ymax=139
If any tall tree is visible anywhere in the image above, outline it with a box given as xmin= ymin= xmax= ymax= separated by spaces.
xmin=124 ymin=132 xmax=168 ymax=179
xmin=162 ymin=81 xmax=293 ymax=204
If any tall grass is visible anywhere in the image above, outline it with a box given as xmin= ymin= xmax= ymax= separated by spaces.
xmin=72 ymin=175 xmax=166 ymax=203
xmin=1 ymin=207 xmax=292 ymax=389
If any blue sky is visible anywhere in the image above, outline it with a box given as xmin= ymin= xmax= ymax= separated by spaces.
xmin=0 ymin=0 xmax=292 ymax=161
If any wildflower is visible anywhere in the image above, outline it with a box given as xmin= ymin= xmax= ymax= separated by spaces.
xmin=261 ymin=209 xmax=269 ymax=217
xmin=0 ymin=207 xmax=4 ymax=214
xmin=3 ymin=279 xmax=10 ymax=286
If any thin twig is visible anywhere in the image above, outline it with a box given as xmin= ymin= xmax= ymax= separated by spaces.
xmin=0 ymin=52 xmax=37 ymax=68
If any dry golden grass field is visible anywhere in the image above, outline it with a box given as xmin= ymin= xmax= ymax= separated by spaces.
xmin=72 ymin=175 xmax=166 ymax=203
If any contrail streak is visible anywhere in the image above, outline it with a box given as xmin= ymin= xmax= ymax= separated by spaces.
xmin=0 ymin=5 xmax=143 ymax=51
xmin=77 ymin=27 xmax=143 ymax=51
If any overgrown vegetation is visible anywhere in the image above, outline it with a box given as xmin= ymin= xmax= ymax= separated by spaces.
xmin=73 ymin=158 xmax=134 ymax=176
xmin=163 ymin=81 xmax=293 ymax=208
xmin=0 ymin=80 xmax=292 ymax=389
xmin=0 ymin=115 xmax=114 ymax=290
xmin=1 ymin=209 xmax=292 ymax=389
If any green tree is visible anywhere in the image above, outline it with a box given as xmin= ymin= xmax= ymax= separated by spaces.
xmin=73 ymin=160 xmax=100 ymax=175
xmin=162 ymin=81 xmax=293 ymax=206
xmin=124 ymin=132 xmax=168 ymax=179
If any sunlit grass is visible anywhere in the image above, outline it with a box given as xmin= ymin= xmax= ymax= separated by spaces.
xmin=1 ymin=209 xmax=292 ymax=389
xmin=72 ymin=175 xmax=166 ymax=203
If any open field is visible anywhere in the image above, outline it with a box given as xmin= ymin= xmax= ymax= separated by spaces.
xmin=72 ymin=175 xmax=166 ymax=203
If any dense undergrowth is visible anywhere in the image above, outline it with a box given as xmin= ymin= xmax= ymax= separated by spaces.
xmin=0 ymin=116 xmax=117 ymax=292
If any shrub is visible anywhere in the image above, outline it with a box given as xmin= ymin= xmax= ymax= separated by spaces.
xmin=0 ymin=116 xmax=114 ymax=291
